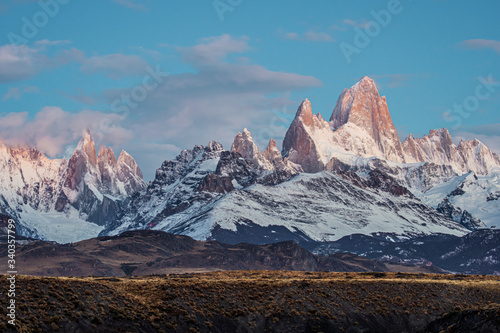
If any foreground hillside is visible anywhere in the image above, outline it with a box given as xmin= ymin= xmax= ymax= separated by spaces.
xmin=1 ymin=271 xmax=499 ymax=333
xmin=5 ymin=227 xmax=499 ymax=276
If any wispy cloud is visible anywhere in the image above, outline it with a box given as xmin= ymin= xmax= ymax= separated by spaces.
xmin=35 ymin=39 xmax=72 ymax=46
xmin=369 ymin=73 xmax=431 ymax=89
xmin=459 ymin=123 xmax=500 ymax=137
xmin=0 ymin=112 xmax=27 ymax=128
xmin=61 ymin=89 xmax=101 ymax=106
xmin=2 ymin=87 xmax=21 ymax=101
xmin=177 ymin=34 xmax=250 ymax=66
xmin=342 ymin=19 xmax=369 ymax=29
xmin=0 ymin=44 xmax=52 ymax=83
xmin=284 ymin=31 xmax=335 ymax=43
xmin=330 ymin=24 xmax=347 ymax=31
xmin=111 ymin=0 xmax=148 ymax=11
xmin=1 ymin=34 xmax=322 ymax=178
xmin=460 ymin=39 xmax=500 ymax=54
xmin=2 ymin=85 xmax=39 ymax=101
xmin=0 ymin=42 xmax=151 ymax=82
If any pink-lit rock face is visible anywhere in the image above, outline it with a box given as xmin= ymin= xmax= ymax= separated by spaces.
xmin=330 ymin=76 xmax=405 ymax=162
xmin=282 ymin=99 xmax=325 ymax=173
xmin=331 ymin=77 xmax=394 ymax=136
xmin=403 ymin=128 xmax=461 ymax=165
xmin=116 ymin=150 xmax=145 ymax=193
xmin=263 ymin=138 xmax=282 ymax=167
xmin=231 ymin=129 xmax=261 ymax=165
xmin=402 ymin=128 xmax=500 ymax=175
xmin=64 ymin=132 xmax=145 ymax=195
xmin=231 ymin=128 xmax=302 ymax=173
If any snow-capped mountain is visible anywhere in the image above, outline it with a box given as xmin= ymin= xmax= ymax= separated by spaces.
xmin=0 ymin=132 xmax=145 ymax=242
xmin=1 ymin=76 xmax=498 ymax=244
xmin=102 ymin=133 xmax=304 ymax=239
xmin=58 ymin=131 xmax=145 ymax=224
xmin=0 ymin=139 xmax=67 ymax=239
xmin=283 ymin=76 xmax=500 ymax=175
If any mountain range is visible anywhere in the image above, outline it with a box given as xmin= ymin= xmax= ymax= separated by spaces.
xmin=1 ymin=76 xmax=498 ymax=255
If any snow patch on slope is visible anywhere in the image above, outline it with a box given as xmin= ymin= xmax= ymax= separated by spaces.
xmin=19 ymin=206 xmax=104 ymax=243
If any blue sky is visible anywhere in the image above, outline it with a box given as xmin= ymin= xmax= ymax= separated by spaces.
xmin=1 ymin=0 xmax=499 ymax=179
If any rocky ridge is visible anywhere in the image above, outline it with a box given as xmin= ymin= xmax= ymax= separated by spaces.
xmin=0 ymin=131 xmax=145 ymax=242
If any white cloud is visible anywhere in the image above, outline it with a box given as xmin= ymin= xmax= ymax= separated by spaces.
xmin=0 ymin=42 xmax=151 ymax=82
xmin=80 ymin=53 xmax=149 ymax=79
xmin=177 ymin=34 xmax=250 ymax=66
xmin=1 ymin=35 xmax=322 ymax=179
xmin=0 ymin=111 xmax=28 ymax=128
xmin=55 ymin=47 xmax=150 ymax=79
xmin=0 ymin=44 xmax=51 ymax=83
xmin=460 ymin=39 xmax=500 ymax=54
xmin=284 ymin=31 xmax=334 ymax=42
xmin=2 ymin=87 xmax=21 ymax=100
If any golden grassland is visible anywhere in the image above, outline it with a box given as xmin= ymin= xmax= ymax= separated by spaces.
xmin=1 ymin=271 xmax=499 ymax=332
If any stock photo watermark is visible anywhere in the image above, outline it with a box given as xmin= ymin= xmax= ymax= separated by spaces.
xmin=256 ymin=106 xmax=295 ymax=148
xmin=442 ymin=75 xmax=498 ymax=129
xmin=213 ymin=0 xmax=243 ymax=22
xmin=92 ymin=64 xmax=169 ymax=145
xmin=7 ymin=0 xmax=71 ymax=46
xmin=6 ymin=218 xmax=17 ymax=326
xmin=340 ymin=0 xmax=407 ymax=64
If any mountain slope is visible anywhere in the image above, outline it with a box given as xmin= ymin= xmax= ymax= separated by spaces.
xmin=419 ymin=168 xmax=500 ymax=228
xmin=103 ymin=137 xmax=469 ymax=245
xmin=283 ymin=76 xmax=499 ymax=228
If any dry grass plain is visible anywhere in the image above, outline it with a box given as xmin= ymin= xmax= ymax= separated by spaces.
xmin=1 ymin=271 xmax=499 ymax=332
